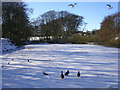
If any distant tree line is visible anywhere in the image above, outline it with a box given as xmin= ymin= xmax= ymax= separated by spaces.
xmin=31 ymin=10 xmax=84 ymax=43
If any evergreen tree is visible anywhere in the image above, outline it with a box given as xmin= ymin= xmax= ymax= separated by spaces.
xmin=2 ymin=2 xmax=32 ymax=45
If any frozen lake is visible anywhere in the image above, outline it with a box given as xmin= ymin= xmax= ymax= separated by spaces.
xmin=2 ymin=44 xmax=119 ymax=88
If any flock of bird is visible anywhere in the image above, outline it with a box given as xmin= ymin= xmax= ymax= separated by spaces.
xmin=68 ymin=3 xmax=113 ymax=10
xmin=2 ymin=58 xmax=81 ymax=79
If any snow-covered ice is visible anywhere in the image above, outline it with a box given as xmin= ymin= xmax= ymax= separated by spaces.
xmin=1 ymin=42 xmax=119 ymax=88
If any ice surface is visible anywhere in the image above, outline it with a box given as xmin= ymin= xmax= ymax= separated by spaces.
xmin=1 ymin=41 xmax=119 ymax=88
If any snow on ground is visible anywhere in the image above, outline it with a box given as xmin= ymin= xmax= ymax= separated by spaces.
xmin=0 ymin=38 xmax=17 ymax=52
xmin=1 ymin=42 xmax=119 ymax=88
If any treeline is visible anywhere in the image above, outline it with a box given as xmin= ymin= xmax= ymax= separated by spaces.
xmin=31 ymin=10 xmax=84 ymax=43
xmin=30 ymin=8 xmax=120 ymax=47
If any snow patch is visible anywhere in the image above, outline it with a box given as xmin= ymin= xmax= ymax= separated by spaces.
xmin=0 ymin=38 xmax=17 ymax=52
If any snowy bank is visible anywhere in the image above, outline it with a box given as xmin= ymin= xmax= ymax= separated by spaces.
xmin=0 ymin=38 xmax=17 ymax=52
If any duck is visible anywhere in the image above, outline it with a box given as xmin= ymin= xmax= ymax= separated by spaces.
xmin=77 ymin=71 xmax=80 ymax=77
xmin=28 ymin=59 xmax=30 ymax=62
xmin=61 ymin=71 xmax=64 ymax=79
xmin=1 ymin=65 xmax=4 ymax=68
xmin=12 ymin=58 xmax=14 ymax=61
xmin=65 ymin=70 xmax=69 ymax=76
xmin=43 ymin=71 xmax=49 ymax=75
xmin=8 ymin=62 xmax=10 ymax=65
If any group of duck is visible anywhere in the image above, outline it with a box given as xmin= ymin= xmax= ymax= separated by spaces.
xmin=61 ymin=70 xmax=80 ymax=79
xmin=43 ymin=70 xmax=80 ymax=79
xmin=1 ymin=58 xmax=30 ymax=68
xmin=2 ymin=59 xmax=80 ymax=79
xmin=1 ymin=58 xmax=50 ymax=68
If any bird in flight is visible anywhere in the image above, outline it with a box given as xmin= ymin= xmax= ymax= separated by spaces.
xmin=106 ymin=4 xmax=113 ymax=10
xmin=68 ymin=3 xmax=77 ymax=8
